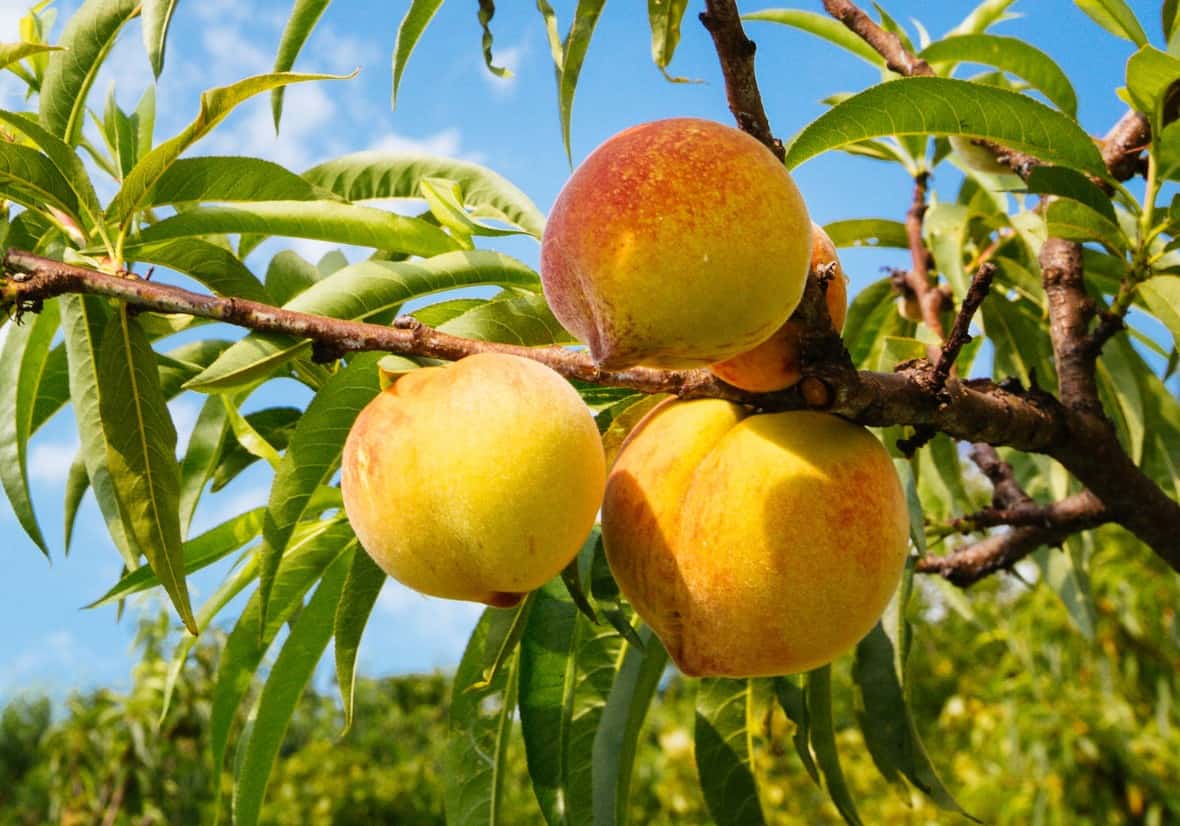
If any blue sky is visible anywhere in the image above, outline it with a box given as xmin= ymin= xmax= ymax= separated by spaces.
xmin=0 ymin=0 xmax=1167 ymax=701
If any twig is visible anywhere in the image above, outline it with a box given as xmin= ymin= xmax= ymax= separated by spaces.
xmin=902 ymin=172 xmax=945 ymax=362
xmin=969 ymin=443 xmax=1033 ymax=509
xmin=944 ymin=490 xmax=1106 ymax=535
xmin=916 ymin=524 xmax=1076 ymax=587
xmin=930 ymin=262 xmax=996 ymax=394
xmin=699 ymin=0 xmax=782 ymax=160
xmin=821 ymin=0 xmax=932 ymax=77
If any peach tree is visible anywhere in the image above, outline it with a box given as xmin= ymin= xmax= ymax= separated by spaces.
xmin=1 ymin=0 xmax=1178 ymax=823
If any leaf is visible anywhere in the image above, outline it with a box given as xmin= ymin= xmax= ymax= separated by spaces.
xmin=1046 ymin=199 xmax=1127 ymax=253
xmin=303 ymin=151 xmax=546 ymax=238
xmin=38 ymin=0 xmax=139 ymax=142
xmin=177 ymin=394 xmax=229 ymax=537
xmin=806 ymin=665 xmax=863 ymax=826
xmin=438 ymin=292 xmax=574 ymax=345
xmin=920 ymin=34 xmax=1078 ymax=116
xmin=558 ymin=1 xmax=607 ymax=163
xmin=106 ymin=70 xmax=351 ymax=231
xmin=0 ymin=142 xmax=81 ymax=221
xmin=232 ymin=548 xmax=352 ymax=826
xmin=591 ymin=624 xmax=668 ymax=826
xmin=0 ymin=41 xmax=61 ymax=71
xmin=1097 ymin=335 xmax=1147 ymax=462
xmin=62 ymin=452 xmax=88 ymax=553
xmin=133 ymin=200 xmax=459 ymax=258
xmin=142 ymin=0 xmax=179 ymax=76
xmin=477 ymin=0 xmax=511 ymax=78
xmin=1140 ymin=276 xmax=1180 ymax=349
xmin=271 ymin=0 xmax=333 ymax=129
xmin=980 ymin=292 xmax=1055 ymax=391
xmin=61 ymin=295 xmax=138 ymax=567
xmin=97 ymin=308 xmax=195 ymax=633
xmin=843 ymin=276 xmax=916 ymax=369
xmin=124 ymin=238 xmax=271 ymax=302
xmin=0 ymin=300 xmax=59 ymax=555
xmin=445 ymin=607 xmax=530 ymax=825
xmin=0 ymin=110 xmax=103 ymax=229
xmin=823 ymin=218 xmax=909 ymax=249
xmin=648 ymin=0 xmax=689 ymax=73
xmin=772 ymin=675 xmax=819 ymax=783
xmin=87 ymin=507 xmax=264 ymax=608
xmin=144 ymin=156 xmax=324 ymax=207
xmin=1025 ymin=166 xmax=1117 ymax=222
xmin=785 ymin=77 xmax=1109 ymax=177
xmin=1075 ymin=0 xmax=1148 ymax=45
xmin=256 ymin=353 xmax=382 ymax=634
xmin=949 ymin=0 xmax=1018 ymax=35
xmin=211 ymin=406 xmax=302 ymax=491
xmin=743 ymin=9 xmax=886 ymax=69
xmin=694 ymin=679 xmax=767 ymax=826
xmin=334 ymin=549 xmax=386 ymax=735
xmin=1123 ymin=46 xmax=1180 ymax=132
xmin=518 ymin=577 xmax=624 ymax=825
xmin=188 ymin=251 xmax=539 ymax=391
xmin=391 ymin=0 xmax=444 ymax=108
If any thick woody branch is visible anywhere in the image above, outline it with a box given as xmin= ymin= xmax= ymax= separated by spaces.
xmin=1041 ymin=237 xmax=1100 ymax=411
xmin=699 ymin=0 xmax=783 ymax=160
xmin=1101 ymin=110 xmax=1152 ymax=182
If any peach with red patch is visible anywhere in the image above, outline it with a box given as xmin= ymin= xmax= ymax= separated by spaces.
xmin=541 ymin=117 xmax=812 ymax=369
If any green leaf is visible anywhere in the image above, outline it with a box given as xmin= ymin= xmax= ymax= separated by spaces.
xmin=212 ymin=406 xmax=302 ymax=491
xmin=391 ymin=0 xmax=444 ymax=108
xmin=1046 ymin=199 xmax=1127 ymax=253
xmin=1075 ymin=0 xmax=1148 ymax=45
xmin=87 ymin=507 xmax=263 ymax=608
xmin=519 ymin=578 xmax=624 ymax=826
xmin=38 ymin=0 xmax=139 ymax=142
xmin=0 ymin=300 xmax=59 ymax=555
xmin=124 ymin=238 xmax=271 ymax=302
xmin=188 ymin=250 xmax=539 ymax=390
xmin=97 ymin=308 xmax=194 ymax=633
xmin=420 ymin=176 xmax=526 ymax=242
xmin=694 ymin=679 xmax=767 ymax=826
xmin=232 ymin=548 xmax=352 ymax=826
xmin=477 ymin=0 xmax=512 ymax=78
xmin=1097 ymin=335 xmax=1147 ymax=462
xmin=920 ymin=34 xmax=1077 ymax=116
xmin=271 ymin=0 xmax=332 ymax=129
xmin=61 ymin=295 xmax=138 ymax=567
xmin=785 ymin=77 xmax=1108 ymax=177
xmin=1124 ymin=46 xmax=1180 ymax=132
xmin=0 ymin=41 xmax=61 ymax=71
xmin=823 ymin=218 xmax=909 ymax=249
xmin=980 ymin=292 xmax=1055 ymax=392
xmin=1140 ymin=276 xmax=1180 ymax=348
xmin=843 ymin=276 xmax=916 ymax=369
xmin=772 ymin=675 xmax=819 ymax=783
xmin=107 ymin=70 xmax=351 ymax=231
xmin=0 ymin=142 xmax=81 ymax=221
xmin=28 ymin=343 xmax=68 ymax=435
xmin=304 ymin=151 xmax=546 ymax=238
xmin=438 ymin=292 xmax=574 ymax=345
xmin=924 ymin=202 xmax=972 ymax=297
xmin=264 ymin=249 xmax=323 ymax=305
xmin=133 ymin=200 xmax=458 ymax=257
xmin=445 ymin=607 xmax=530 ymax=825
xmin=743 ymin=9 xmax=886 ymax=69
xmin=144 ymin=156 xmax=324 ymax=207
xmin=177 ymin=394 xmax=229 ymax=537
xmin=1026 ymin=166 xmax=1117 ymax=222
xmin=141 ymin=0 xmax=179 ymax=76
xmin=591 ymin=624 xmax=668 ymax=826
xmin=558 ymin=0 xmax=607 ymax=163
xmin=648 ymin=0 xmax=689 ymax=73
xmin=949 ymin=0 xmax=1018 ymax=36
xmin=334 ymin=549 xmax=386 ymax=735
xmin=806 ymin=665 xmax=863 ymax=826
xmin=256 ymin=354 xmax=382 ymax=634
xmin=0 ymin=110 xmax=103 ymax=230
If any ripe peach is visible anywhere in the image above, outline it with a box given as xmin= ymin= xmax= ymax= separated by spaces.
xmin=540 ymin=117 xmax=812 ymax=369
xmin=341 ymin=353 xmax=606 ymax=607
xmin=709 ymin=223 xmax=848 ymax=392
xmin=602 ymin=399 xmax=909 ymax=677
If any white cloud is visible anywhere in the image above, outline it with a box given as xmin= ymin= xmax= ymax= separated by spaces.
xmin=205 ymin=81 xmax=338 ymax=170
xmin=368 ymin=127 xmax=464 ymax=158
xmin=28 ymin=438 xmax=80 ymax=483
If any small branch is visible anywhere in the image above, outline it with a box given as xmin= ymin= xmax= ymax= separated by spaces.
xmin=902 ymin=172 xmax=945 ymax=361
xmin=944 ymin=490 xmax=1107 ymax=535
xmin=1101 ymin=110 xmax=1152 ymax=182
xmin=916 ymin=524 xmax=1076 ymax=587
xmin=821 ymin=0 xmax=932 ymax=77
xmin=969 ymin=443 xmax=1032 ymax=509
xmin=930 ymin=263 xmax=995 ymax=395
xmin=699 ymin=0 xmax=783 ymax=160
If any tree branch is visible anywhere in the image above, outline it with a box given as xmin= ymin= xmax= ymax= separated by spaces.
xmin=821 ymin=0 xmax=932 ymax=77
xmin=916 ymin=524 xmax=1079 ymax=587
xmin=931 ymin=263 xmax=995 ymax=395
xmin=1101 ymin=109 xmax=1152 ymax=182
xmin=1041 ymin=237 xmax=1100 ymax=411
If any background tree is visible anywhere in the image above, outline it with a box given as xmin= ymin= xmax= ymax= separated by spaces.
xmin=0 ymin=0 xmax=1178 ymax=823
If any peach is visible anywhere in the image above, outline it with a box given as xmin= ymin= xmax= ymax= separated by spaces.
xmin=540 ymin=117 xmax=812 ymax=369
xmin=602 ymin=399 xmax=909 ymax=677
xmin=709 ymin=223 xmax=848 ymax=392
xmin=341 ymin=353 xmax=606 ymax=607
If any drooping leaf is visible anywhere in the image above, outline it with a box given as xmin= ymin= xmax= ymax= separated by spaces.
xmin=38 ymin=0 xmax=139 ymax=142
xmin=256 ymin=353 xmax=382 ymax=633
xmin=438 ymin=292 xmax=574 ymax=345
xmin=303 ymin=151 xmax=546 ymax=238
xmin=177 ymin=394 xmax=229 ymax=537
xmin=232 ymin=548 xmax=352 ymax=826
xmin=1046 ymin=199 xmax=1127 ymax=253
xmin=785 ymin=77 xmax=1108 ymax=177
xmin=1140 ymin=275 xmax=1180 ymax=349
xmin=1123 ymin=46 xmax=1180 ymax=132
xmin=695 ymin=678 xmax=767 ymax=826
xmin=823 ymin=218 xmax=909 ymax=249
xmin=391 ymin=0 xmax=444 ymax=108
xmin=843 ymin=276 xmax=916 ymax=369
xmin=1075 ymin=0 xmax=1149 ymax=45
xmin=211 ymin=406 xmax=303 ymax=492
xmin=920 ymin=34 xmax=1077 ymax=115
xmin=0 ymin=299 xmax=59 ymax=555
xmin=949 ymin=0 xmax=1018 ymax=36
xmin=557 ymin=0 xmax=607 ymax=163
xmin=1026 ymin=166 xmax=1117 ymax=222
xmin=334 ymin=548 xmax=386 ymax=734
xmin=743 ymin=9 xmax=887 ymax=69
xmin=62 ymin=452 xmax=88 ymax=554
xmin=772 ymin=675 xmax=819 ymax=783
xmin=591 ymin=624 xmax=668 ymax=826
xmin=445 ymin=606 xmax=533 ymax=825
xmin=187 ymin=251 xmax=539 ymax=391
xmin=648 ymin=0 xmax=690 ymax=75
xmin=97 ymin=308 xmax=194 ymax=632
xmin=0 ymin=142 xmax=82 ymax=222
xmin=124 ymin=238 xmax=271 ymax=302
xmin=142 ymin=0 xmax=179 ymax=76
xmin=477 ymin=0 xmax=512 ymax=78
xmin=271 ymin=0 xmax=333 ymax=129
xmin=806 ymin=665 xmax=863 ymax=826
xmin=0 ymin=41 xmax=61 ymax=72
xmin=0 ymin=110 xmax=104 ymax=230
xmin=144 ymin=156 xmax=324 ymax=207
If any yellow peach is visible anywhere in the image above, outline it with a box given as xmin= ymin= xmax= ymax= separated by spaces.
xmin=341 ymin=353 xmax=606 ymax=607
xmin=602 ymin=399 xmax=909 ymax=677
xmin=541 ymin=117 xmax=812 ymax=369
